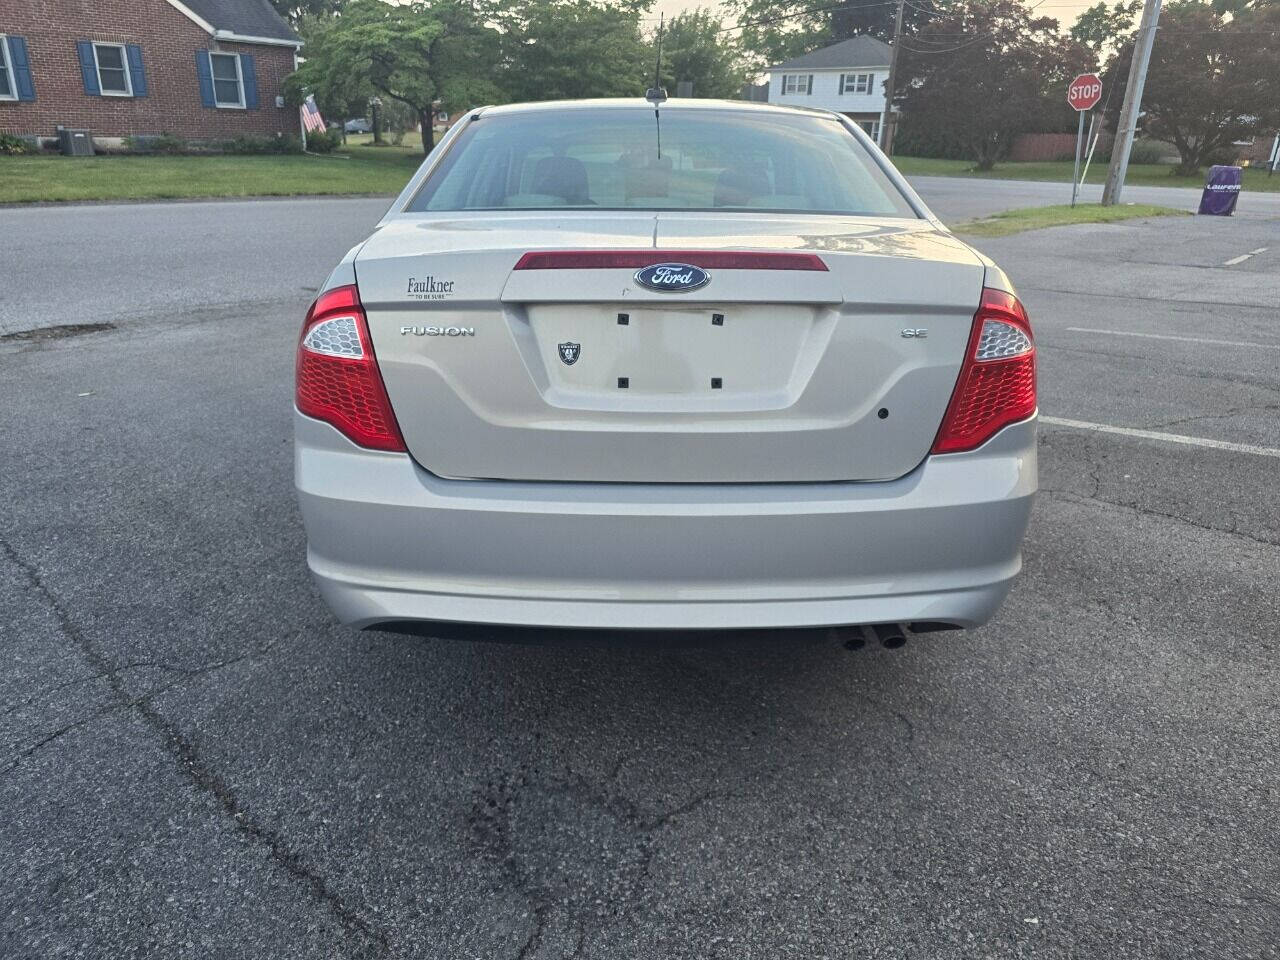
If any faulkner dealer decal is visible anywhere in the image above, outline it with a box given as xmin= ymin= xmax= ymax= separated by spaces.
xmin=407 ymin=275 xmax=456 ymax=301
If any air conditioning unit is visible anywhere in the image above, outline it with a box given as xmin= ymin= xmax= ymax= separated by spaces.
xmin=57 ymin=128 xmax=95 ymax=157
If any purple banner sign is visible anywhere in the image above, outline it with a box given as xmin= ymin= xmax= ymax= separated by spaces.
xmin=1198 ymin=165 xmax=1242 ymax=216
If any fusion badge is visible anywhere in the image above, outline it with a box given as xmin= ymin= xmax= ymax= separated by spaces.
xmin=400 ymin=325 xmax=475 ymax=337
xmin=634 ymin=262 xmax=710 ymax=293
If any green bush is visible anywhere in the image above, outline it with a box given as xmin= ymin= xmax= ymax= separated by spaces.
xmin=126 ymin=132 xmax=188 ymax=155
xmin=1128 ymin=139 xmax=1168 ymax=165
xmin=893 ymin=121 xmax=972 ymax=160
xmin=304 ymin=128 xmax=341 ymax=153
xmin=0 ymin=133 xmax=31 ymax=155
xmin=227 ymin=134 xmax=303 ymax=155
xmin=228 ymin=135 xmax=266 ymax=154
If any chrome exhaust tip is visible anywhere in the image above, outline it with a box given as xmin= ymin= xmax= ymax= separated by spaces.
xmin=872 ymin=623 xmax=907 ymax=649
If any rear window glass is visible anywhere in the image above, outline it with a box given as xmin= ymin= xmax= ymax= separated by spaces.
xmin=407 ymin=108 xmax=919 ymax=218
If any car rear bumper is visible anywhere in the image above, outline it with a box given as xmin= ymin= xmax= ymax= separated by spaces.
xmin=294 ymin=411 xmax=1037 ymax=631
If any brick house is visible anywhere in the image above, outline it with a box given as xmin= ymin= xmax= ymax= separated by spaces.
xmin=0 ymin=0 xmax=301 ymax=148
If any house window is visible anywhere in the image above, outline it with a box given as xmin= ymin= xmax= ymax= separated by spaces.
xmin=0 ymin=36 xmax=14 ymax=100
xmin=841 ymin=73 xmax=874 ymax=95
xmin=92 ymin=42 xmax=132 ymax=96
xmin=781 ymin=74 xmax=812 ymax=95
xmin=209 ymin=52 xmax=244 ymax=108
xmin=858 ymin=119 xmax=881 ymax=141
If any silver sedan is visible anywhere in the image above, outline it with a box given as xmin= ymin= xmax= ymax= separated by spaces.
xmin=294 ymin=99 xmax=1037 ymax=638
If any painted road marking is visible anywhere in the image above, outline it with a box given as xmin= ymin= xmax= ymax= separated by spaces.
xmin=1223 ymin=247 xmax=1266 ymax=266
xmin=1042 ymin=416 xmax=1280 ymax=459
xmin=1065 ymin=327 xmax=1280 ymax=350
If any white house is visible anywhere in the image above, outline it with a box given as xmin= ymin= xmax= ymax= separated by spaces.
xmin=766 ymin=35 xmax=891 ymax=142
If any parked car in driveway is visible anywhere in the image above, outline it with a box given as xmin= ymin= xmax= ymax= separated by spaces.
xmin=294 ymin=99 xmax=1037 ymax=639
xmin=343 ymin=118 xmax=372 ymax=133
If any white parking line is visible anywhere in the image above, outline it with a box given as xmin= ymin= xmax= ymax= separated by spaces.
xmin=1249 ymin=247 xmax=1268 ymax=255
xmin=1041 ymin=416 xmax=1280 ymax=459
xmin=1065 ymin=327 xmax=1280 ymax=350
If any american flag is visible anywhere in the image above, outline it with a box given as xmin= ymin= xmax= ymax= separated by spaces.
xmin=301 ymin=95 xmax=326 ymax=134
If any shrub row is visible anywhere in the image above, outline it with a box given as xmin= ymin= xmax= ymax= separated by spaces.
xmin=120 ymin=130 xmax=342 ymax=155
xmin=0 ymin=133 xmax=31 ymax=155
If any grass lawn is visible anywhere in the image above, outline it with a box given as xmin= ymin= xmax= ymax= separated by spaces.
xmin=955 ymin=203 xmax=1188 ymax=238
xmin=893 ymin=156 xmax=1280 ymax=192
xmin=0 ymin=139 xmax=426 ymax=204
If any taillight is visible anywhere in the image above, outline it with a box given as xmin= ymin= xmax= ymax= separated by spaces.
xmin=931 ymin=288 xmax=1036 ymax=454
xmin=296 ymin=284 xmax=406 ymax=452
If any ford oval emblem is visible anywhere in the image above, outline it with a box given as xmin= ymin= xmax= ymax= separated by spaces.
xmin=633 ymin=262 xmax=710 ymax=293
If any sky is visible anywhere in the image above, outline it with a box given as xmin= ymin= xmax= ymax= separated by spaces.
xmin=649 ymin=0 xmax=1102 ymax=33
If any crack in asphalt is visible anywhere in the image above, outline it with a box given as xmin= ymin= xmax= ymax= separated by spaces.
xmin=0 ymin=536 xmax=391 ymax=956
xmin=468 ymin=765 xmax=727 ymax=958
xmin=1038 ymin=430 xmax=1278 ymax=548
xmin=0 ymin=658 xmax=216 ymax=721
xmin=1037 ymin=431 xmax=1102 ymax=500
xmin=1150 ymin=402 xmax=1280 ymax=432
xmin=1040 ymin=490 xmax=1280 ymax=550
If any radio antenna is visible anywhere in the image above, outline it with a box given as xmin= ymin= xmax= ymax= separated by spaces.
xmin=646 ymin=14 xmax=667 ymax=158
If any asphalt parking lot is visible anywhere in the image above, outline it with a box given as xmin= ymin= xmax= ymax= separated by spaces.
xmin=3 ymin=186 xmax=1278 ymax=959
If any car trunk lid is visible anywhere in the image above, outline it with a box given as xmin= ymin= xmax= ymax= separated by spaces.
xmin=354 ymin=212 xmax=986 ymax=483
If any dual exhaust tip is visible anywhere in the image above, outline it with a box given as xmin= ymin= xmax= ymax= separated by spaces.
xmin=840 ymin=621 xmax=958 ymax=651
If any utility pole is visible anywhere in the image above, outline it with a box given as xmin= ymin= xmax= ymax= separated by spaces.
xmin=879 ymin=0 xmax=906 ymax=154
xmin=1102 ymin=0 xmax=1163 ymax=205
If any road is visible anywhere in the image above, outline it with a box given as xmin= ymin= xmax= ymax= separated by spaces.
xmin=4 ymin=175 xmax=1279 ymax=338
xmin=3 ymin=191 xmax=1279 ymax=959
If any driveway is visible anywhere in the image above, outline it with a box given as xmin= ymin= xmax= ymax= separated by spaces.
xmin=2 ymin=199 xmax=1278 ymax=958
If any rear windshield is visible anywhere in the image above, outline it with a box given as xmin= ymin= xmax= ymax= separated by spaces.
xmin=407 ymin=108 xmax=919 ymax=218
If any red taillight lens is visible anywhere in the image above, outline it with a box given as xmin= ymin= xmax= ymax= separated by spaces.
xmin=296 ymin=285 xmax=406 ymax=452
xmin=931 ymin=288 xmax=1036 ymax=454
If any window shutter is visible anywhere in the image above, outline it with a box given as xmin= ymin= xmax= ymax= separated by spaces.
xmin=76 ymin=41 xmax=100 ymax=96
xmin=7 ymin=36 xmax=35 ymax=101
xmin=806 ymin=75 xmax=813 ymax=95
xmin=239 ymin=54 xmax=258 ymax=109
xmin=195 ymin=50 xmax=214 ymax=107
xmin=125 ymin=43 xmax=147 ymax=97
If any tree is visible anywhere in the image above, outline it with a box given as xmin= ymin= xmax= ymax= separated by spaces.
xmin=289 ymin=14 xmax=375 ymax=137
xmin=1105 ymin=1 xmax=1280 ymax=175
xmin=727 ymin=0 xmax=938 ymax=70
xmin=895 ymin=0 xmax=1094 ymax=169
xmin=498 ymin=0 xmax=652 ymax=102
xmin=269 ymin=0 xmax=346 ymax=24
xmin=285 ymin=0 xmax=501 ymax=153
xmin=656 ymin=10 xmax=749 ymax=99
xmin=1070 ymin=0 xmax=1141 ymax=53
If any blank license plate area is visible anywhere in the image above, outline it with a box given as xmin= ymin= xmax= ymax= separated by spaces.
xmin=527 ymin=303 xmax=815 ymax=396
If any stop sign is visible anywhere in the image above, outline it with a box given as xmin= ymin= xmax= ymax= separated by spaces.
xmin=1067 ymin=73 xmax=1103 ymax=111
